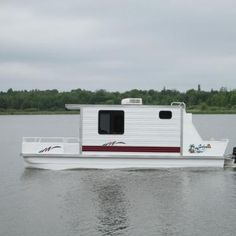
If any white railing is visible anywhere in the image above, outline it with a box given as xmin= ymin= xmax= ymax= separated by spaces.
xmin=22 ymin=137 xmax=80 ymax=155
xmin=23 ymin=137 xmax=80 ymax=143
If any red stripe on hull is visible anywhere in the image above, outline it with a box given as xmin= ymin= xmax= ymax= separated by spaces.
xmin=82 ymin=146 xmax=181 ymax=153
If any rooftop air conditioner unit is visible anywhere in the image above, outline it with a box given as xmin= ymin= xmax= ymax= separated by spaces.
xmin=121 ymin=98 xmax=143 ymax=105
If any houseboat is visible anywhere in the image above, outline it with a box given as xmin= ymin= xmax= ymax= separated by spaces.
xmin=21 ymin=98 xmax=230 ymax=170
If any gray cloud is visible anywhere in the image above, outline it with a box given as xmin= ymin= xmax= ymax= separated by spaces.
xmin=0 ymin=0 xmax=236 ymax=91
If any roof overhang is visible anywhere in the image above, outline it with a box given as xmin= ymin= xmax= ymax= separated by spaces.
xmin=65 ymin=104 xmax=82 ymax=110
xmin=65 ymin=103 xmax=185 ymax=110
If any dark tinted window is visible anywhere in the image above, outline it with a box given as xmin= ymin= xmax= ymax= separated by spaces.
xmin=98 ymin=110 xmax=124 ymax=134
xmin=159 ymin=111 xmax=172 ymax=119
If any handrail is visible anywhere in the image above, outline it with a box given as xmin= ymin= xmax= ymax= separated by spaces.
xmin=23 ymin=137 xmax=80 ymax=143
xmin=171 ymin=102 xmax=186 ymax=109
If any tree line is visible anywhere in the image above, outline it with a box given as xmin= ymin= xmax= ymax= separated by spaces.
xmin=0 ymin=87 xmax=236 ymax=113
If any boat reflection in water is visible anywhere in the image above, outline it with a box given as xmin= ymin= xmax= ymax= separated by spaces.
xmin=92 ymin=178 xmax=129 ymax=235
xmin=20 ymin=168 xmax=236 ymax=236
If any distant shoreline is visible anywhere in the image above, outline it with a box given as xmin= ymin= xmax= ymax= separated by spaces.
xmin=0 ymin=109 xmax=236 ymax=115
xmin=1 ymin=88 xmax=236 ymax=115
xmin=0 ymin=110 xmax=80 ymax=115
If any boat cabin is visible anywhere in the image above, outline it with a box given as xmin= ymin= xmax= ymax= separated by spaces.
xmin=65 ymin=98 xmax=225 ymax=157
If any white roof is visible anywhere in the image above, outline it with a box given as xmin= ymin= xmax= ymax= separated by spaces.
xmin=65 ymin=103 xmax=184 ymax=110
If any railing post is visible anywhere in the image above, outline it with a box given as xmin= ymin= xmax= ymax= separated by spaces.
xmin=180 ymin=106 xmax=184 ymax=156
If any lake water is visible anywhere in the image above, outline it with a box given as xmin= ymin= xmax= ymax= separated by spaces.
xmin=0 ymin=115 xmax=236 ymax=236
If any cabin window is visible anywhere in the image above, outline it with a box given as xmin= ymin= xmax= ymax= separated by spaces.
xmin=159 ymin=110 xmax=172 ymax=119
xmin=98 ymin=110 xmax=124 ymax=134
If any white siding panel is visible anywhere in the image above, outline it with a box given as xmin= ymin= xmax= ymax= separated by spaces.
xmin=82 ymin=106 xmax=181 ymax=148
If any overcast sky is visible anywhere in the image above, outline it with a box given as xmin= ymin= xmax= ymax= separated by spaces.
xmin=0 ymin=0 xmax=236 ymax=92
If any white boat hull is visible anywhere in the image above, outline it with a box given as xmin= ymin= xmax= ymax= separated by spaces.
xmin=23 ymin=155 xmax=225 ymax=170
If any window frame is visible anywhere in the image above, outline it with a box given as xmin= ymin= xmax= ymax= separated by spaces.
xmin=98 ymin=110 xmax=125 ymax=135
xmin=159 ymin=110 xmax=172 ymax=119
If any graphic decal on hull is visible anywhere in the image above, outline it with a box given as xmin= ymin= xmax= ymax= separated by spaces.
xmin=188 ymin=144 xmax=211 ymax=153
xmin=39 ymin=145 xmax=62 ymax=153
xmin=102 ymin=141 xmax=126 ymax=146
